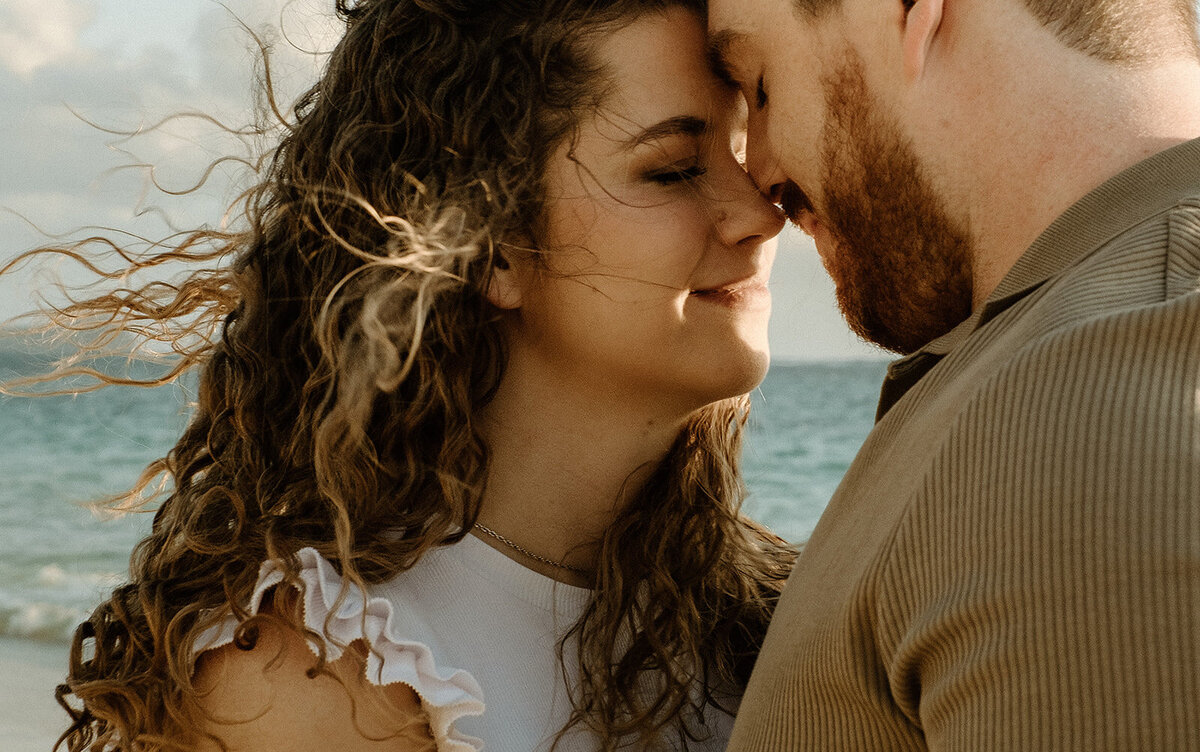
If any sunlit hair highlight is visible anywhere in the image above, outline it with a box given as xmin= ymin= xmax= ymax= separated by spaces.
xmin=2 ymin=1 xmax=795 ymax=750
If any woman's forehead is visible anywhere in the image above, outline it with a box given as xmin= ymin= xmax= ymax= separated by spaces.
xmin=586 ymin=7 xmax=730 ymax=145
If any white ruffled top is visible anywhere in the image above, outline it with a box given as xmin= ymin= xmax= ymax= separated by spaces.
xmin=195 ymin=534 xmax=734 ymax=751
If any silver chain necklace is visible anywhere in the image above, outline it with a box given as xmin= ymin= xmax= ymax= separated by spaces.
xmin=472 ymin=522 xmax=587 ymax=573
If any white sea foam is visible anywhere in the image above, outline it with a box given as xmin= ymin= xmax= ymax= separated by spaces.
xmin=33 ymin=565 xmax=119 ymax=591
xmin=0 ymin=564 xmax=125 ymax=642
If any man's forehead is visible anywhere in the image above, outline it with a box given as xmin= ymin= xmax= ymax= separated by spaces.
xmin=706 ymin=0 xmax=777 ymax=34
xmin=706 ymin=27 xmax=751 ymax=84
xmin=710 ymin=28 xmax=749 ymax=56
xmin=706 ymin=0 xmax=751 ymax=39
xmin=706 ymin=0 xmax=780 ymax=61
xmin=708 ymin=0 xmax=830 ymax=43
xmin=708 ymin=0 xmax=836 ymax=72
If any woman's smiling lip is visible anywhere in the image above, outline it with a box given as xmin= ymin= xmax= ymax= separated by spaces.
xmin=689 ymin=275 xmax=771 ymax=307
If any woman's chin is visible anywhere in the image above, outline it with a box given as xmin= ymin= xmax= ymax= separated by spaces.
xmin=696 ymin=341 xmax=771 ymax=405
xmin=735 ymin=343 xmax=772 ymax=392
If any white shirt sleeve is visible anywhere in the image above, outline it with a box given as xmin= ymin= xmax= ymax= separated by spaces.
xmin=194 ymin=547 xmax=486 ymax=752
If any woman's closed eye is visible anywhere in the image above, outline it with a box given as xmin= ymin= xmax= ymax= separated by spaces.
xmin=646 ymin=163 xmax=709 ymax=185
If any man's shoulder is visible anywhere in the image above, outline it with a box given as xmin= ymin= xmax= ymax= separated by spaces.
xmin=1083 ymin=192 xmax=1200 ymax=291
xmin=1164 ymin=194 xmax=1200 ymax=296
xmin=933 ymin=281 xmax=1200 ymax=505
xmin=1041 ymin=193 xmax=1200 ymax=316
xmin=972 ymin=286 xmax=1199 ymax=424
xmin=971 ymin=194 xmax=1200 ymax=410
xmin=886 ymin=258 xmax=1200 ymax=568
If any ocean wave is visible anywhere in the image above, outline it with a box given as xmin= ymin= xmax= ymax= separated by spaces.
xmin=0 ymin=601 xmax=87 ymax=643
xmin=0 ymin=566 xmax=123 ymax=643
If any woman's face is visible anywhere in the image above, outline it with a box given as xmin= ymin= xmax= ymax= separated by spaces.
xmin=506 ymin=6 xmax=785 ymax=415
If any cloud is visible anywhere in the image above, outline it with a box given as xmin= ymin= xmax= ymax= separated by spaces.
xmin=0 ymin=0 xmax=93 ymax=77
xmin=0 ymin=0 xmax=337 ymax=235
xmin=0 ymin=1 xmax=353 ymax=324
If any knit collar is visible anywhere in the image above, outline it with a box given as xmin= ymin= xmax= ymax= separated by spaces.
xmin=876 ymin=135 xmax=1200 ymax=418
xmin=990 ymin=136 xmax=1200 ymax=307
xmin=930 ymin=136 xmax=1200 ymax=356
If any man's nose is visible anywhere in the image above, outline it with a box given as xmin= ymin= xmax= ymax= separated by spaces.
xmin=744 ymin=117 xmax=788 ymax=203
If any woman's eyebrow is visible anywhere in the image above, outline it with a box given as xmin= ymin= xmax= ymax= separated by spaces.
xmin=624 ymin=115 xmax=709 ymax=149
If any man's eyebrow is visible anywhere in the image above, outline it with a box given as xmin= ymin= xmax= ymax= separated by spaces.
xmin=624 ymin=115 xmax=709 ymax=149
xmin=708 ymin=29 xmax=746 ymax=87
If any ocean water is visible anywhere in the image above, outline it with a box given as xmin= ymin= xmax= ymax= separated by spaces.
xmin=0 ymin=345 xmax=888 ymax=647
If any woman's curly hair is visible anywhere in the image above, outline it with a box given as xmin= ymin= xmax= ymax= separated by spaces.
xmin=5 ymin=0 xmax=795 ymax=749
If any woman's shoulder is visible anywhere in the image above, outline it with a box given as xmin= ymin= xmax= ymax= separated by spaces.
xmin=192 ymin=547 xmax=485 ymax=752
xmin=193 ymin=621 xmax=435 ymax=751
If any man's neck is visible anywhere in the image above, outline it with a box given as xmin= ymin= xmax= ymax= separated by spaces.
xmin=906 ymin=6 xmax=1200 ymax=308
xmin=971 ymin=63 xmax=1200 ymax=306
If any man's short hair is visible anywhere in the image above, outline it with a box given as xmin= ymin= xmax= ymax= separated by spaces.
xmin=793 ymin=0 xmax=1200 ymax=62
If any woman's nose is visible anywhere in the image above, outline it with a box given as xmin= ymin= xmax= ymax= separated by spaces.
xmin=713 ymin=166 xmax=786 ymax=249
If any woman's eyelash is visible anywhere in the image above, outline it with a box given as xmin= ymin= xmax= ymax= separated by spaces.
xmin=755 ymin=75 xmax=767 ymax=109
xmin=648 ymin=165 xmax=709 ymax=185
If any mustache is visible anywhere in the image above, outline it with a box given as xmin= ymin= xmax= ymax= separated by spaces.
xmin=778 ymin=181 xmax=814 ymax=224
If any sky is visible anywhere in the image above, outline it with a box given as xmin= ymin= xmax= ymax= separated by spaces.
xmin=0 ymin=0 xmax=886 ymax=362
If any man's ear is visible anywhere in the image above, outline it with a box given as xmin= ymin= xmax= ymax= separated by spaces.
xmin=484 ymin=244 xmax=526 ymax=310
xmin=902 ymin=0 xmax=944 ymax=81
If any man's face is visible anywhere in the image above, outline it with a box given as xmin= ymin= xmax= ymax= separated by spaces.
xmin=708 ymin=0 xmax=975 ymax=353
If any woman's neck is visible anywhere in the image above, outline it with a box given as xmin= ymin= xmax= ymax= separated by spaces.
xmin=474 ymin=351 xmax=689 ymax=583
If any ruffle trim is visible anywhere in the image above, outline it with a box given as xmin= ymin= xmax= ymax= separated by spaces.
xmin=194 ymin=547 xmax=485 ymax=751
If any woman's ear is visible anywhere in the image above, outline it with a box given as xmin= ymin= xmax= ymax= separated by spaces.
xmin=902 ymin=0 xmax=944 ymax=82
xmin=484 ymin=244 xmax=525 ymax=310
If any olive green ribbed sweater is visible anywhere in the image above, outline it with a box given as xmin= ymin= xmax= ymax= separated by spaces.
xmin=729 ymin=138 xmax=1200 ymax=751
